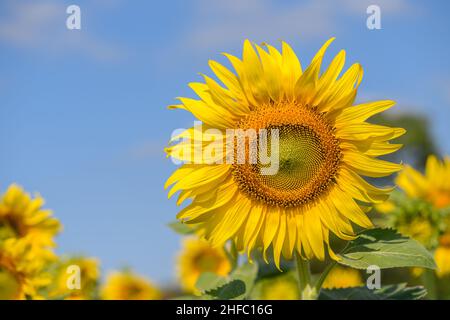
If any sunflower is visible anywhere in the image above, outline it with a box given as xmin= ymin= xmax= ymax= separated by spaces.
xmin=0 ymin=184 xmax=61 ymax=246
xmin=396 ymin=218 xmax=434 ymax=246
xmin=396 ymin=155 xmax=450 ymax=209
xmin=48 ymin=256 xmax=100 ymax=299
xmin=101 ymin=271 xmax=162 ymax=300
xmin=177 ymin=237 xmax=231 ymax=293
xmin=166 ymin=39 xmax=404 ymax=267
xmin=322 ymin=265 xmax=363 ymax=289
xmin=0 ymin=236 xmax=52 ymax=299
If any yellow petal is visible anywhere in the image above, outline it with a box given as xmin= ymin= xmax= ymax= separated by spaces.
xmin=338 ymin=168 xmax=392 ymax=203
xmin=273 ymin=212 xmax=286 ymax=269
xmin=331 ymin=188 xmax=373 ymax=229
xmin=281 ymin=41 xmax=302 ymax=100
xmin=168 ymin=165 xmax=230 ymax=198
xmin=210 ymin=196 xmax=251 ymax=246
xmin=337 ymin=123 xmax=406 ymax=141
xmin=313 ymin=50 xmax=346 ymax=105
xmin=321 ymin=63 xmax=363 ymax=113
xmin=263 ymin=206 xmax=280 ymax=263
xmin=242 ymin=40 xmax=269 ymax=104
xmin=304 ymin=205 xmax=325 ymax=260
xmin=343 ymin=150 xmax=403 ymax=178
xmin=208 ymin=59 xmax=247 ymax=105
xmin=295 ymin=38 xmax=335 ymax=104
xmin=336 ymin=100 xmax=396 ymax=125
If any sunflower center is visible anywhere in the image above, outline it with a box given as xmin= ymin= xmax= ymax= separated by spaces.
xmin=123 ymin=284 xmax=144 ymax=297
xmin=193 ymin=252 xmax=222 ymax=272
xmin=0 ymin=215 xmax=27 ymax=239
xmin=261 ymin=124 xmax=325 ymax=191
xmin=429 ymin=190 xmax=450 ymax=209
xmin=232 ymin=102 xmax=341 ymax=208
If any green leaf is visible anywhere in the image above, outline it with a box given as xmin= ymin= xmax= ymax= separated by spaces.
xmin=319 ymin=284 xmax=427 ymax=300
xmin=195 ymin=262 xmax=258 ymax=300
xmin=206 ymin=280 xmax=246 ymax=300
xmin=167 ymin=221 xmax=195 ymax=235
xmin=337 ymin=228 xmax=436 ymax=270
xmin=195 ymin=272 xmax=226 ymax=293
xmin=231 ymin=262 xmax=258 ymax=294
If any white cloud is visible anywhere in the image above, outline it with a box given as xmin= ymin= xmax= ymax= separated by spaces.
xmin=0 ymin=0 xmax=124 ymax=61
xmin=183 ymin=0 xmax=334 ymax=50
xmin=178 ymin=0 xmax=417 ymax=52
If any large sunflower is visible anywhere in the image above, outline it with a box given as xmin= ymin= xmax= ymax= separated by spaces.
xmin=165 ymin=39 xmax=404 ymax=267
xmin=396 ymin=155 xmax=450 ymax=209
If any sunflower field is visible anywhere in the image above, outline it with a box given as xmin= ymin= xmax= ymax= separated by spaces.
xmin=2 ymin=0 xmax=450 ymax=303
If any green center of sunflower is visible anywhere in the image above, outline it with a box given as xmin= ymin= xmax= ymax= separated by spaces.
xmin=232 ymin=102 xmax=341 ymax=208
xmin=259 ymin=125 xmax=325 ymax=191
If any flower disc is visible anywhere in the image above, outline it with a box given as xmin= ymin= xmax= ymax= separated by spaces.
xmin=232 ymin=102 xmax=341 ymax=207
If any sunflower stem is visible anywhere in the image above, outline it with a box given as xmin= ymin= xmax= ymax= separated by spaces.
xmin=421 ymin=269 xmax=437 ymax=299
xmin=295 ymin=252 xmax=317 ymax=300
xmin=314 ymin=260 xmax=337 ymax=293
xmin=225 ymin=241 xmax=239 ymax=271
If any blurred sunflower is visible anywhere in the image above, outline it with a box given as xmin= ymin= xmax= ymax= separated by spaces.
xmin=166 ymin=39 xmax=403 ymax=267
xmin=101 ymin=271 xmax=162 ymax=300
xmin=48 ymin=256 xmax=100 ymax=299
xmin=0 ymin=184 xmax=61 ymax=246
xmin=377 ymin=155 xmax=450 ymax=278
xmin=255 ymin=273 xmax=299 ymax=300
xmin=435 ymin=234 xmax=450 ymax=278
xmin=0 ymin=236 xmax=52 ymax=299
xmin=396 ymin=155 xmax=450 ymax=209
xmin=177 ymin=237 xmax=231 ymax=293
xmin=397 ymin=218 xmax=434 ymax=246
xmin=322 ymin=265 xmax=363 ymax=289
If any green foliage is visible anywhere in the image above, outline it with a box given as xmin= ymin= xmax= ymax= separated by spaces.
xmin=319 ymin=283 xmax=427 ymax=300
xmin=195 ymin=263 xmax=258 ymax=300
xmin=338 ymin=228 xmax=436 ymax=270
xmin=195 ymin=272 xmax=228 ymax=294
xmin=168 ymin=221 xmax=195 ymax=235
xmin=175 ymin=228 xmax=437 ymax=300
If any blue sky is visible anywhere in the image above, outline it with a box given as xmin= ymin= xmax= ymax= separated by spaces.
xmin=1 ymin=0 xmax=450 ymax=284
